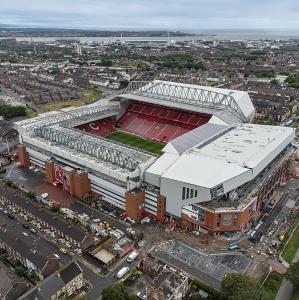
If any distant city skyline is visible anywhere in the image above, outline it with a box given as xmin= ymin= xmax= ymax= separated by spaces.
xmin=0 ymin=0 xmax=298 ymax=30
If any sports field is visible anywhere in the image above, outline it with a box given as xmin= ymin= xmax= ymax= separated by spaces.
xmin=106 ymin=131 xmax=164 ymax=154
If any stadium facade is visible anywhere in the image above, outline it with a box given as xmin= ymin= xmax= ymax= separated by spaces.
xmin=15 ymin=81 xmax=296 ymax=234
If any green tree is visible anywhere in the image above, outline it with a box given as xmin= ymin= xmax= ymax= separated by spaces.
xmin=102 ymin=283 xmax=129 ymax=300
xmin=15 ymin=265 xmax=25 ymax=277
xmin=0 ymin=104 xmax=26 ymax=119
xmin=128 ymin=293 xmax=137 ymax=300
xmin=229 ymin=287 xmax=272 ymax=300
xmin=119 ymin=80 xmax=129 ymax=89
xmin=221 ymin=274 xmax=258 ymax=300
xmin=190 ymin=293 xmax=203 ymax=300
xmin=287 ymin=262 xmax=299 ymax=288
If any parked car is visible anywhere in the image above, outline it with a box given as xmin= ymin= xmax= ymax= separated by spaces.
xmin=137 ymin=292 xmax=147 ymax=300
xmin=59 ymin=248 xmax=67 ymax=254
xmin=22 ymin=224 xmax=30 ymax=229
xmin=116 ymin=267 xmax=129 ymax=279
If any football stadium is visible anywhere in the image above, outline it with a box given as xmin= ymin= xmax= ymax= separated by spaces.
xmin=15 ymin=80 xmax=296 ymax=234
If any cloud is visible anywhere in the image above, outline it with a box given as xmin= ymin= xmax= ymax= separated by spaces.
xmin=0 ymin=0 xmax=298 ymax=30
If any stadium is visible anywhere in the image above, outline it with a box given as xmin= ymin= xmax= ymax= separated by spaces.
xmin=15 ymin=80 xmax=296 ymax=234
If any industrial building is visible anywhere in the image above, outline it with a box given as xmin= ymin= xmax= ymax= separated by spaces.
xmin=15 ymin=80 xmax=296 ymax=234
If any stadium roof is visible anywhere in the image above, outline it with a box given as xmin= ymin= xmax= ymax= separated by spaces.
xmin=15 ymin=105 xmax=156 ymax=177
xmin=146 ymin=124 xmax=295 ymax=189
xmin=15 ymin=105 xmax=118 ymax=133
xmin=121 ymin=80 xmax=255 ymax=124
xmin=162 ymin=123 xmax=232 ymax=155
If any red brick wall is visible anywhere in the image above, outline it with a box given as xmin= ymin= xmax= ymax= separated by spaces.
xmin=73 ymin=173 xmax=91 ymax=198
xmin=17 ymin=146 xmax=30 ymax=167
xmin=125 ymin=191 xmax=145 ymax=220
xmin=156 ymin=195 xmax=166 ymax=221
xmin=45 ymin=161 xmax=55 ymax=184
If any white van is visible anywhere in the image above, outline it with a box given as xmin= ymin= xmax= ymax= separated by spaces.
xmin=117 ymin=266 xmax=129 ymax=279
xmin=127 ymin=250 xmax=139 ymax=263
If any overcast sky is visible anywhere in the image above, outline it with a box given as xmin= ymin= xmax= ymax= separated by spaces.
xmin=0 ymin=0 xmax=298 ymax=30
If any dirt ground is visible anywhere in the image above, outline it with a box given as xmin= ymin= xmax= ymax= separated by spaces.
xmin=34 ymin=182 xmax=77 ymax=206
xmin=135 ymin=223 xmax=229 ymax=253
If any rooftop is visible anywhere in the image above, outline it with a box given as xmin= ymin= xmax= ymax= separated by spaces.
xmin=18 ymin=261 xmax=83 ymax=300
xmin=121 ymin=80 xmax=255 ymax=123
xmin=147 ymin=124 xmax=295 ymax=191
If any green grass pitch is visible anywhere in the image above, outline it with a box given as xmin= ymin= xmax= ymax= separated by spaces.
xmin=106 ymin=131 xmax=164 ymax=154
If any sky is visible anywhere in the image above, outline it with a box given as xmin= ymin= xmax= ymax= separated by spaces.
xmin=0 ymin=0 xmax=298 ymax=31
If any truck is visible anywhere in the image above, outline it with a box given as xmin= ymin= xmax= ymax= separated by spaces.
xmin=127 ymin=250 xmax=139 ymax=263
xmin=117 ymin=267 xmax=129 ymax=279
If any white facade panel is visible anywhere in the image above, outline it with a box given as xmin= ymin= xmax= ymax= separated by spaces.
xmin=160 ymin=177 xmax=211 ymax=217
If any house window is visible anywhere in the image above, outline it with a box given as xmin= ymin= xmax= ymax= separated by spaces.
xmin=195 ymin=190 xmax=198 ymax=197
xmin=190 ymin=189 xmax=194 ymax=198
xmin=186 ymin=188 xmax=189 ymax=199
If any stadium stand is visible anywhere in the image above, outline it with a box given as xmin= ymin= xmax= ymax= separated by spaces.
xmin=117 ymin=102 xmax=211 ymax=143
xmin=76 ymin=117 xmax=115 ymax=137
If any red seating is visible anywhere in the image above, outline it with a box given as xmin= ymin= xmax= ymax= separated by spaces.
xmin=76 ymin=102 xmax=211 ymax=144
xmin=76 ymin=117 xmax=115 ymax=137
xmin=117 ymin=102 xmax=211 ymax=143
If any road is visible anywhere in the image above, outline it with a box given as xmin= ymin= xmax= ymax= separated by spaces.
xmin=275 ymin=248 xmax=299 ymax=300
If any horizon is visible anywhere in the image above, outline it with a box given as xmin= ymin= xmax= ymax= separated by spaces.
xmin=0 ymin=0 xmax=299 ymax=30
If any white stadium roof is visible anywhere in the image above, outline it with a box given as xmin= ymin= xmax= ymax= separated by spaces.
xmin=121 ymin=80 xmax=255 ymax=124
xmin=145 ymin=124 xmax=295 ymax=190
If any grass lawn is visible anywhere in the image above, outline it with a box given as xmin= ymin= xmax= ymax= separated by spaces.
xmin=282 ymin=214 xmax=299 ymax=263
xmin=263 ymin=272 xmax=284 ymax=298
xmin=106 ymin=131 xmax=164 ymax=154
xmin=25 ymin=107 xmax=38 ymax=118
xmin=292 ymin=121 xmax=299 ymax=128
xmin=263 ymin=214 xmax=299 ymax=298
xmin=41 ymin=88 xmax=101 ymax=112
xmin=292 ymin=288 xmax=299 ymax=300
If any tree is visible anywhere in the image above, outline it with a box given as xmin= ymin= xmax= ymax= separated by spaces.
xmin=287 ymin=261 xmax=299 ymax=288
xmin=119 ymin=80 xmax=129 ymax=89
xmin=102 ymin=283 xmax=129 ymax=300
xmin=190 ymin=293 xmax=203 ymax=300
xmin=229 ymin=287 xmax=272 ymax=300
xmin=221 ymin=274 xmax=258 ymax=300
xmin=128 ymin=293 xmax=137 ymax=300
xmin=15 ymin=265 xmax=25 ymax=277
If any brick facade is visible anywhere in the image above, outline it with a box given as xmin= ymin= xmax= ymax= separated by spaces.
xmin=72 ymin=173 xmax=91 ymax=198
xmin=156 ymin=195 xmax=166 ymax=222
xmin=17 ymin=145 xmax=30 ymax=167
xmin=125 ymin=189 xmax=145 ymax=220
xmin=45 ymin=161 xmax=55 ymax=184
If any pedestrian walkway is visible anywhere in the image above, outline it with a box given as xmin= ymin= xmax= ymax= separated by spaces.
xmin=275 ymin=248 xmax=299 ymax=300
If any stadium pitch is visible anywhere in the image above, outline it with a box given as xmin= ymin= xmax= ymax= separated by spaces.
xmin=106 ymin=131 xmax=164 ymax=154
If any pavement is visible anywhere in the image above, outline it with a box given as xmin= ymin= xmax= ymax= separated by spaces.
xmin=152 ymin=240 xmax=252 ymax=291
xmin=275 ymin=248 xmax=299 ymax=300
